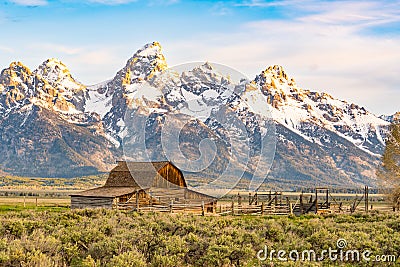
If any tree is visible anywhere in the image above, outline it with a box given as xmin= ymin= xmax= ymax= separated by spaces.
xmin=378 ymin=113 xmax=400 ymax=209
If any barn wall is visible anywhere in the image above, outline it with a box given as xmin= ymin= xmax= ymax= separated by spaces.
xmin=71 ymin=196 xmax=113 ymax=209
xmin=184 ymin=189 xmax=215 ymax=203
xmin=157 ymin=163 xmax=186 ymax=187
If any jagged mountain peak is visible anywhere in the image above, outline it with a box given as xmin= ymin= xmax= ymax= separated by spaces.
xmin=37 ymin=58 xmax=69 ymax=76
xmin=8 ymin=61 xmax=32 ymax=73
xmin=179 ymin=62 xmax=232 ymax=89
xmin=382 ymin=112 xmax=400 ymax=122
xmin=0 ymin=61 xmax=35 ymax=108
xmin=41 ymin=57 xmax=65 ymax=66
xmin=124 ymin=41 xmax=167 ymax=81
xmin=134 ymin=41 xmax=163 ymax=58
xmin=251 ymin=64 xmax=389 ymax=156
xmin=264 ymin=65 xmax=287 ymax=77
xmin=1 ymin=61 xmax=33 ymax=81
xmin=254 ymin=65 xmax=297 ymax=98
xmin=395 ymin=112 xmax=400 ymax=121
xmin=97 ymin=41 xmax=168 ymax=98
xmin=35 ymin=58 xmax=85 ymax=93
xmin=198 ymin=62 xmax=214 ymax=71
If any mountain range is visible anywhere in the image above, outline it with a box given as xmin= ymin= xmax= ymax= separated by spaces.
xmin=0 ymin=42 xmax=394 ymax=189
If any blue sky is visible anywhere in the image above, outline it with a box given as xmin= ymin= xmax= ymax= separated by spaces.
xmin=0 ymin=0 xmax=399 ymax=115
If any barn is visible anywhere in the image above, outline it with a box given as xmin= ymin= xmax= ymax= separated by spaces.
xmin=70 ymin=161 xmax=216 ymax=212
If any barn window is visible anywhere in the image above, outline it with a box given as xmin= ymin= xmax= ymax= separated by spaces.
xmin=119 ymin=195 xmax=128 ymax=203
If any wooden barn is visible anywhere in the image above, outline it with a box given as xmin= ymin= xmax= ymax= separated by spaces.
xmin=70 ymin=161 xmax=216 ymax=212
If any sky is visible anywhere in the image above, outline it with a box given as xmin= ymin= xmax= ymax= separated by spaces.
xmin=0 ymin=0 xmax=399 ymax=115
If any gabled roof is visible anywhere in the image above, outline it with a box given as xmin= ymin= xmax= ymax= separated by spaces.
xmin=104 ymin=161 xmax=170 ymax=188
xmin=110 ymin=161 xmax=169 ymax=172
xmin=71 ymin=161 xmax=187 ymax=198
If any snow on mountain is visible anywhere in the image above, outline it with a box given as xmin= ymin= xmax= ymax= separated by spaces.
xmin=252 ymin=65 xmax=389 ymax=155
xmin=35 ymin=58 xmax=84 ymax=93
xmin=96 ymin=42 xmax=169 ymax=145
xmin=33 ymin=58 xmax=88 ymax=114
xmin=0 ymin=41 xmax=393 ymax=186
xmin=380 ymin=112 xmax=400 ymax=123
xmin=0 ymin=59 xmax=100 ymax=125
xmin=0 ymin=62 xmax=36 ymax=114
xmin=85 ymin=82 xmax=113 ymax=118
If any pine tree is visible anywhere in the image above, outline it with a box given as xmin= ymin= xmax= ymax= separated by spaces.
xmin=378 ymin=113 xmax=400 ymax=209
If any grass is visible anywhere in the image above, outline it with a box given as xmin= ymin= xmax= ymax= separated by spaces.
xmin=0 ymin=174 xmax=107 ymax=191
xmin=0 ymin=206 xmax=399 ymax=266
xmin=0 ymin=204 xmax=68 ymax=212
xmin=0 ymin=196 xmax=69 ymax=213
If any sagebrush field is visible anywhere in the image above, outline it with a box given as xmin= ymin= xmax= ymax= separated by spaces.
xmin=0 ymin=207 xmax=399 ymax=266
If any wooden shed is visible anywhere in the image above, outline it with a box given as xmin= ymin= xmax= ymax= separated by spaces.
xmin=70 ymin=161 xmax=216 ymax=211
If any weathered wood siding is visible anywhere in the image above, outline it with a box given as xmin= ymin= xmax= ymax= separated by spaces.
xmin=71 ymin=196 xmax=113 ymax=209
xmin=184 ymin=189 xmax=215 ymax=202
xmin=155 ymin=163 xmax=186 ymax=188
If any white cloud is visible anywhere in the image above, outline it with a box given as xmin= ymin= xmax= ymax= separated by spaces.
xmin=67 ymin=49 xmax=122 ymax=85
xmin=166 ymin=1 xmax=400 ymax=115
xmin=28 ymin=43 xmax=122 ymax=83
xmin=30 ymin=43 xmax=83 ymax=55
xmin=0 ymin=46 xmax=14 ymax=53
xmin=11 ymin=0 xmax=47 ymax=6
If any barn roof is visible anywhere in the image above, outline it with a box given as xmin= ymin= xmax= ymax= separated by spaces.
xmin=104 ymin=161 xmax=170 ymax=188
xmin=71 ymin=161 xmax=181 ymax=198
xmin=111 ymin=161 xmax=169 ymax=172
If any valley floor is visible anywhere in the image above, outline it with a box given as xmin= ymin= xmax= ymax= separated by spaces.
xmin=0 ymin=204 xmax=399 ymax=266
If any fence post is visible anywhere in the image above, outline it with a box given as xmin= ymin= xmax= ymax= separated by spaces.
xmin=286 ymin=197 xmax=291 ymax=215
xmin=23 ymin=196 xmax=26 ymax=208
xmin=170 ymin=199 xmax=173 ymax=213
xmin=136 ymin=191 xmax=139 ymax=212
xmin=300 ymin=193 xmax=304 ymax=214
xmin=231 ymin=201 xmax=234 ymax=215
xmin=365 ymin=186 xmax=369 ymax=213
xmin=288 ymin=198 xmax=293 ymax=215
xmin=201 ymin=201 xmax=205 ymax=216
xmin=261 ymin=202 xmax=264 ymax=215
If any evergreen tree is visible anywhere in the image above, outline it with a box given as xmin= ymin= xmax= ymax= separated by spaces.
xmin=378 ymin=113 xmax=400 ymax=209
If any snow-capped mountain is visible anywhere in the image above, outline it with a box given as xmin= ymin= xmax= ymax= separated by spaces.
xmin=0 ymin=60 xmax=115 ymax=177
xmin=35 ymin=58 xmax=87 ymax=112
xmin=380 ymin=112 xmax=400 ymax=123
xmin=89 ymin=41 xmax=168 ymax=146
xmin=253 ymin=65 xmax=389 ymax=156
xmin=0 ymin=42 xmax=393 ymax=188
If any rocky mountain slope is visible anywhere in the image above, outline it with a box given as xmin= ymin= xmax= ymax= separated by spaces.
xmin=0 ymin=60 xmax=116 ymax=177
xmin=0 ymin=42 xmax=393 ymax=189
